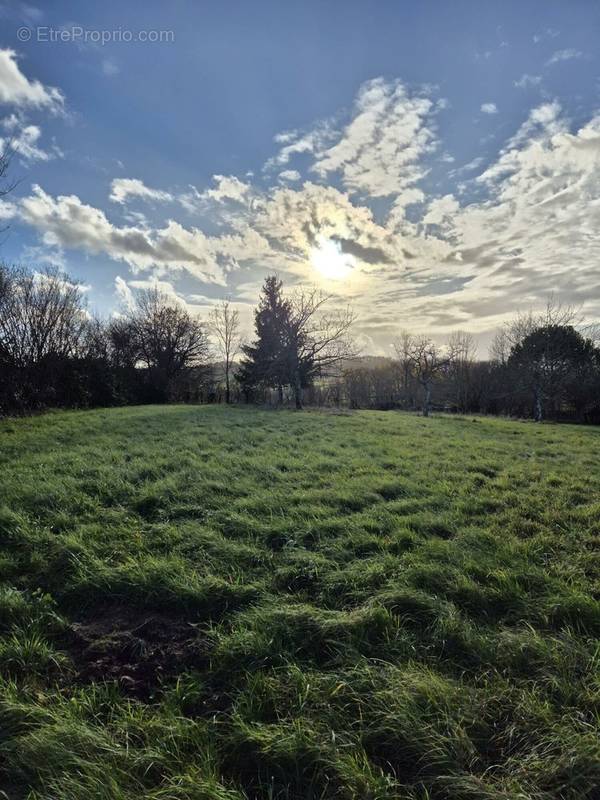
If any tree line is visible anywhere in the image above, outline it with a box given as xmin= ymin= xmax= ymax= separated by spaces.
xmin=0 ymin=264 xmax=210 ymax=411
xmin=1 ymin=263 xmax=599 ymax=422
xmin=333 ymin=311 xmax=600 ymax=423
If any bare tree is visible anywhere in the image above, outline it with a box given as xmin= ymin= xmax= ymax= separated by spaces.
xmin=0 ymin=266 xmax=91 ymax=408
xmin=209 ymin=299 xmax=240 ymax=403
xmin=393 ymin=330 xmax=417 ymax=407
xmin=126 ymin=287 xmax=210 ymax=400
xmin=108 ymin=316 xmax=139 ymax=371
xmin=447 ymin=330 xmax=477 ymax=412
xmin=490 ymin=297 xmax=579 ymax=365
xmin=0 ymin=145 xmax=10 ymax=193
xmin=0 ymin=142 xmax=17 ymax=236
xmin=0 ymin=267 xmax=89 ymax=368
xmin=283 ymin=288 xmax=357 ymax=409
xmin=405 ymin=336 xmax=454 ymax=417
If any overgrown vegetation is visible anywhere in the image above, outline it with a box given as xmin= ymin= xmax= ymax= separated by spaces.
xmin=0 ymin=405 xmax=598 ymax=798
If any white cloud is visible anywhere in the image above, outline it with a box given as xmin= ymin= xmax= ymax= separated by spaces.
xmin=546 ymin=49 xmax=584 ymax=66
xmin=386 ymin=187 xmax=425 ymax=230
xmin=423 ymin=194 xmax=460 ymax=230
xmin=533 ymin=27 xmax=559 ymax=44
xmin=0 ymin=123 xmax=57 ymax=161
xmin=185 ymin=292 xmax=216 ymax=305
xmin=202 ymin=174 xmax=250 ymax=203
xmin=0 ymin=199 xmax=17 ymax=220
xmin=0 ymin=49 xmax=64 ymax=111
xmin=179 ymin=175 xmax=251 ymax=211
xmin=412 ymin=104 xmax=600 ymax=332
xmin=128 ymin=277 xmax=186 ymax=304
xmin=514 ymin=74 xmax=542 ymax=89
xmin=273 ymin=130 xmax=298 ymax=144
xmin=114 ymin=275 xmax=135 ymax=310
xmin=266 ymin=124 xmax=335 ymax=169
xmin=278 ymin=169 xmax=301 ymax=182
xmin=503 ymin=101 xmax=565 ymax=150
xmin=109 ymin=178 xmax=173 ymax=205
xmin=11 ymin=73 xmax=600 ymax=351
xmin=21 ymin=185 xmax=225 ymax=284
xmin=449 ymin=156 xmax=485 ymax=178
xmin=481 ymin=103 xmax=498 ymax=115
xmin=21 ymin=243 xmax=65 ymax=268
xmin=1 ymin=112 xmax=21 ymax=131
xmin=312 ymin=77 xmax=438 ymax=197
xmin=250 ymin=181 xmax=403 ymax=273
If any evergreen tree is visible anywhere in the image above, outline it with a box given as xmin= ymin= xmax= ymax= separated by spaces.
xmin=238 ymin=277 xmax=356 ymax=409
xmin=236 ymin=276 xmax=290 ymax=401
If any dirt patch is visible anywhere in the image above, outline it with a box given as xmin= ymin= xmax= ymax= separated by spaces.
xmin=65 ymin=606 xmax=209 ymax=699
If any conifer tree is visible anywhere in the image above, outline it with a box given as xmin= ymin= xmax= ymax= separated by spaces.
xmin=237 ymin=276 xmax=290 ymax=401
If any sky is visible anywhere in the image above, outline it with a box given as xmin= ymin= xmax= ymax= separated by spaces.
xmin=1 ymin=0 xmax=599 ymax=356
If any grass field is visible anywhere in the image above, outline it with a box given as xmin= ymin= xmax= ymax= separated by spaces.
xmin=0 ymin=405 xmax=599 ymax=800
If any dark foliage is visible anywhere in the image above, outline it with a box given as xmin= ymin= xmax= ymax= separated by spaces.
xmin=0 ymin=265 xmax=211 ymax=414
xmin=237 ymin=275 xmax=355 ymax=408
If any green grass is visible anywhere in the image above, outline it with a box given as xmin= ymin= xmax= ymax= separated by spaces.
xmin=0 ymin=405 xmax=599 ymax=799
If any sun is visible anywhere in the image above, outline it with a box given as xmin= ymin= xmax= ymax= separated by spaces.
xmin=310 ymin=236 xmax=355 ymax=280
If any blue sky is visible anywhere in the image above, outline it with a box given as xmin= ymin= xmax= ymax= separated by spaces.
xmin=1 ymin=0 xmax=599 ymax=354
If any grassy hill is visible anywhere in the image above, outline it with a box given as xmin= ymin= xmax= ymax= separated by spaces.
xmin=0 ymin=405 xmax=599 ymax=799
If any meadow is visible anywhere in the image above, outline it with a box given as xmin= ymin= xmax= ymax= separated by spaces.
xmin=0 ymin=405 xmax=599 ymax=800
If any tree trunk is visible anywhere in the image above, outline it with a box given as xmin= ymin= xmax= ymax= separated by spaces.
xmin=277 ymin=384 xmax=284 ymax=405
xmin=294 ymin=372 xmax=303 ymax=410
xmin=225 ymin=371 xmax=230 ymax=404
xmin=423 ymin=382 xmax=431 ymax=417
xmin=534 ymin=386 xmax=543 ymax=422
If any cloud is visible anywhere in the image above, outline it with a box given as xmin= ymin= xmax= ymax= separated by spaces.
xmin=502 ymin=101 xmax=565 ymax=150
xmin=311 ymin=77 xmax=439 ymax=197
xmin=0 ymin=49 xmax=64 ymax=111
xmin=423 ymin=194 xmax=460 ymax=233
xmin=386 ymin=188 xmax=425 ymax=230
xmin=1 ymin=110 xmax=61 ymax=163
xmin=416 ymin=103 xmax=600 ymax=332
xmin=546 ymin=49 xmax=584 ymax=66
xmin=273 ymin=130 xmax=298 ymax=144
xmin=250 ymin=181 xmax=403 ymax=271
xmin=1 ymin=112 xmax=20 ymax=131
xmin=480 ymin=103 xmax=498 ymax=115
xmin=179 ymin=174 xmax=251 ymax=211
xmin=0 ymin=122 xmax=57 ymax=161
xmin=278 ymin=169 xmax=301 ymax=182
xmin=11 ymin=73 xmax=600 ymax=350
xmin=109 ymin=178 xmax=173 ymax=205
xmin=21 ymin=243 xmax=65 ymax=268
xmin=21 ymin=185 xmax=225 ymax=284
xmin=114 ymin=275 xmax=135 ymax=310
xmin=514 ymin=74 xmax=542 ymax=89
xmin=265 ymin=123 xmax=335 ymax=169
xmin=202 ymin=174 xmax=250 ymax=203
xmin=128 ymin=277 xmax=186 ymax=305
xmin=448 ymin=157 xmax=484 ymax=179
xmin=0 ymin=198 xmax=16 ymax=220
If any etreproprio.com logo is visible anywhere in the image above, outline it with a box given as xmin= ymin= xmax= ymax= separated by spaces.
xmin=17 ymin=26 xmax=175 ymax=45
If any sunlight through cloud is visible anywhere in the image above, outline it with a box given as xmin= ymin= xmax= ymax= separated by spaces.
xmin=310 ymin=236 xmax=356 ymax=280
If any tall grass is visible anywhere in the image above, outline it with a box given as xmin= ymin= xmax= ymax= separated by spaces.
xmin=0 ymin=405 xmax=598 ymax=798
